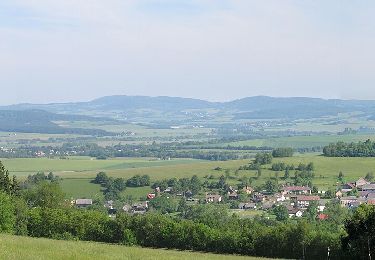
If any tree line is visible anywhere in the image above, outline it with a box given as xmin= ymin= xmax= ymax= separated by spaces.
xmin=323 ymin=139 xmax=375 ymax=157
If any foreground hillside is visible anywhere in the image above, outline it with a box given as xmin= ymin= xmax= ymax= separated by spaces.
xmin=0 ymin=234 xmax=269 ymax=260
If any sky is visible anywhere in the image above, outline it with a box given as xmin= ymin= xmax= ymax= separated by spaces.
xmin=0 ymin=0 xmax=374 ymax=105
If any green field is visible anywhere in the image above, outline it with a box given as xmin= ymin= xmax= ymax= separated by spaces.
xmin=0 ymin=157 xmax=200 ymax=178
xmin=0 ymin=234 xmax=271 ymax=260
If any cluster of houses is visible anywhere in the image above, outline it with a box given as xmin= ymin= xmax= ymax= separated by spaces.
xmin=72 ymin=177 xmax=375 ymax=219
xmin=73 ymin=198 xmax=150 ymax=215
xmin=338 ymin=177 xmax=375 ymax=207
xmin=203 ymin=185 xmax=326 ymax=218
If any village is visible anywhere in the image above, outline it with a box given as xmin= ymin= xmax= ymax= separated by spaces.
xmin=72 ymin=174 xmax=375 ymax=220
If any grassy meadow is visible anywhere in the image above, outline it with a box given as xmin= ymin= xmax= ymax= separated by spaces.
xmin=0 ymin=234 xmax=270 ymax=260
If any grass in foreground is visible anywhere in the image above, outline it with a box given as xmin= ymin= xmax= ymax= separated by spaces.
xmin=0 ymin=234 xmax=270 ymax=260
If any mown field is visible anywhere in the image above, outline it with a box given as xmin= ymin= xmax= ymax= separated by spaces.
xmin=0 ymin=234 xmax=271 ymax=260
xmin=2 ymin=154 xmax=375 ymax=198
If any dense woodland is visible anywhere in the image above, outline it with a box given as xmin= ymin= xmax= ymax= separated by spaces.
xmin=323 ymin=140 xmax=375 ymax=157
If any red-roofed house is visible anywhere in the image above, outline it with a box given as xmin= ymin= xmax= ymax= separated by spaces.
xmin=317 ymin=213 xmax=329 ymax=220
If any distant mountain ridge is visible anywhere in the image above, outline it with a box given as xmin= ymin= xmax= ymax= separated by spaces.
xmin=2 ymin=95 xmax=375 ymax=120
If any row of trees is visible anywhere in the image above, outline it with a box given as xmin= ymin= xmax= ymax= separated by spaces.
xmin=323 ymin=139 xmax=375 ymax=157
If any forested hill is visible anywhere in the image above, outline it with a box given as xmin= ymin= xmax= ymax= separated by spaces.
xmin=3 ymin=95 xmax=375 ymax=120
xmin=0 ymin=110 xmax=116 ymax=136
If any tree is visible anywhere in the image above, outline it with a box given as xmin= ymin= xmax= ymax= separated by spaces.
xmin=177 ymin=197 xmax=188 ymax=216
xmin=148 ymin=195 xmax=177 ymax=214
xmin=338 ymin=171 xmax=344 ymax=181
xmin=365 ymin=172 xmax=374 ymax=182
xmin=272 ymin=205 xmax=288 ymax=221
xmin=343 ymin=204 xmax=375 ymax=259
xmin=264 ymin=179 xmax=278 ymax=193
xmin=324 ymin=200 xmax=349 ymax=226
xmin=94 ymin=172 xmax=109 ymax=185
xmin=284 ymin=168 xmax=290 ymax=179
xmin=256 ymin=168 xmax=262 ymax=179
xmin=272 ymin=147 xmax=294 ymax=157
xmin=255 ymin=153 xmax=273 ymax=165
xmin=190 ymin=175 xmax=201 ymax=195
xmin=0 ymin=161 xmax=19 ymax=196
xmin=305 ymin=201 xmax=318 ymax=221
xmin=23 ymin=181 xmax=65 ymax=208
xmin=0 ymin=192 xmax=15 ymax=233
xmin=218 ymin=175 xmax=226 ymax=190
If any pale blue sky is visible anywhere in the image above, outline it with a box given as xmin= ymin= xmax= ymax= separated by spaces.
xmin=0 ymin=0 xmax=374 ymax=105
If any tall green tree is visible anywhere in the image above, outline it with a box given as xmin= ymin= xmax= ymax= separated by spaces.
xmin=0 ymin=192 xmax=15 ymax=233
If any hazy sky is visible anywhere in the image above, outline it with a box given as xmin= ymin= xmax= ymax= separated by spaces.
xmin=0 ymin=0 xmax=374 ymax=105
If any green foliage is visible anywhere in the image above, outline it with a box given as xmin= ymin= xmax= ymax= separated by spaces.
xmin=264 ymin=179 xmax=278 ymax=193
xmin=0 ymin=161 xmax=20 ymax=196
xmin=0 ymin=192 xmax=15 ymax=233
xmin=365 ymin=172 xmax=374 ymax=182
xmin=23 ymin=181 xmax=65 ymax=208
xmin=254 ymin=153 xmax=273 ymax=165
xmin=305 ymin=201 xmax=318 ymax=221
xmin=343 ymin=204 xmax=375 ymax=259
xmin=93 ymin=172 xmax=109 ymax=185
xmin=324 ymin=139 xmax=375 ymax=157
xmin=272 ymin=205 xmax=288 ymax=221
xmin=148 ymin=195 xmax=178 ymax=214
xmin=272 ymin=148 xmax=294 ymax=158
xmin=126 ymin=175 xmax=150 ymax=187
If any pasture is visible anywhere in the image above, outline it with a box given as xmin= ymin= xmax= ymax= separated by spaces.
xmin=0 ymin=234 xmax=270 ymax=260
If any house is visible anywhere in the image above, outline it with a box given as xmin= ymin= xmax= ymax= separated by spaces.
xmin=317 ymin=213 xmax=329 ymax=220
xmin=122 ymin=204 xmax=131 ymax=212
xmin=274 ymin=193 xmax=286 ymax=202
xmin=340 ymin=196 xmax=358 ymax=207
xmin=295 ymin=195 xmax=320 ymax=208
xmin=164 ymin=187 xmax=173 ymax=193
xmin=335 ymin=190 xmax=343 ymax=198
xmin=355 ymin=178 xmax=370 ymax=188
xmin=228 ymin=191 xmax=239 ymax=200
xmin=242 ymin=186 xmax=254 ymax=195
xmin=262 ymin=202 xmax=274 ymax=210
xmin=147 ymin=193 xmax=156 ymax=200
xmin=288 ymin=207 xmax=303 ymax=218
xmin=75 ymin=199 xmax=93 ymax=208
xmin=360 ymin=183 xmax=375 ymax=192
xmin=238 ymin=202 xmax=257 ymax=210
xmin=131 ymin=202 xmax=148 ymax=214
xmin=104 ymin=200 xmax=114 ymax=209
xmin=252 ymin=192 xmax=266 ymax=203
xmin=205 ymin=193 xmax=222 ymax=203
xmin=318 ymin=200 xmax=326 ymax=212
xmin=281 ymin=186 xmax=311 ymax=198
xmin=342 ymin=183 xmax=355 ymax=193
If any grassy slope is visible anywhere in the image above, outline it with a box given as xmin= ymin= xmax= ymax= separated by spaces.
xmin=0 ymin=234 xmax=268 ymax=260
xmin=0 ymin=157 xmax=200 ymax=177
